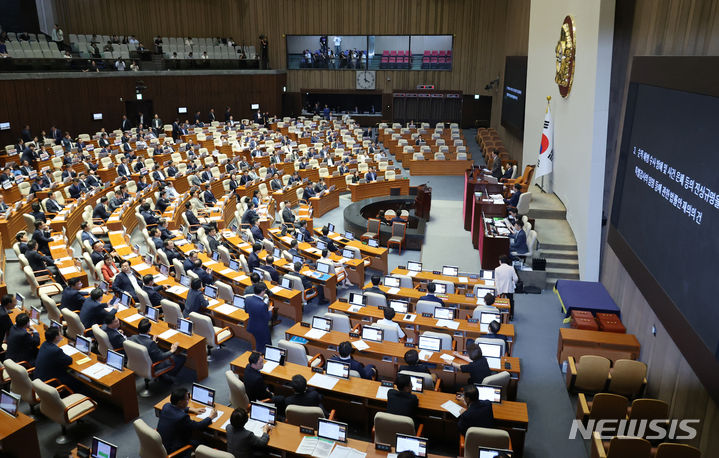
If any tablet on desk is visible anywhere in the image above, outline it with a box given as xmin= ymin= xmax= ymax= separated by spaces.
xmin=145 ymin=306 xmax=159 ymax=322
xmin=326 ymin=360 xmax=350 ymax=379
xmin=407 ymin=261 xmax=422 ymax=272
xmin=264 ymin=345 xmax=286 ymax=365
xmin=409 ymin=375 xmax=424 ymax=393
xmin=316 ymin=240 xmax=327 ymax=251
xmin=367 ymin=239 xmax=379 ymax=248
xmin=312 ymin=316 xmax=332 ymax=332
xmin=178 ymin=318 xmax=193 ymax=336
xmin=91 ymin=437 xmax=118 ymax=458
xmin=433 ymin=283 xmax=447 ymax=294
xmin=327 ymin=223 xmax=335 ymax=232
xmin=418 ymin=335 xmax=441 ymax=352
xmin=99 ymin=280 xmax=109 ymax=292
xmin=442 ymin=265 xmax=459 ymax=277
xmin=0 ymin=390 xmax=19 ymax=417
xmin=341 ymin=248 xmax=355 ymax=259
xmin=204 ymin=284 xmax=218 ymax=299
xmin=191 ymin=383 xmax=215 ymax=407
xmin=343 ymin=231 xmax=354 ymax=240
xmin=229 ymin=259 xmax=240 ymax=271
xmin=361 ymin=326 xmax=383 ymax=343
xmin=478 ymin=447 xmax=513 ymax=458
xmin=475 ymin=384 xmax=502 ymax=403
xmin=433 ymin=306 xmax=454 ymax=320
xmin=75 ymin=335 xmax=91 ymax=354
xmin=389 ymin=300 xmax=409 ymax=314
xmin=106 ymin=350 xmax=124 ymax=371
xmin=180 ymin=275 xmax=191 ymax=287
xmin=383 ymin=276 xmax=400 ymax=288
xmin=292 ymin=255 xmax=304 ymax=265
xmin=395 ymin=434 xmax=427 ymax=457
xmin=250 ymin=402 xmax=276 ymax=425
xmin=280 ymin=278 xmax=293 ymax=290
xmin=317 ymin=418 xmax=347 ymax=443
xmin=316 ymin=261 xmax=331 ymax=274
xmin=477 ymin=342 xmax=503 ymax=358
xmin=272 ymin=248 xmax=282 ymax=258
xmin=30 ymin=306 xmax=40 ymax=325
xmin=349 ymin=292 xmax=365 ymax=306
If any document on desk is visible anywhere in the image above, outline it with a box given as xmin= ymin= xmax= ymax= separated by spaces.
xmin=304 ymin=328 xmax=328 ymax=340
xmin=441 ymin=400 xmax=466 ymax=418
xmin=123 ymin=313 xmax=144 ymax=324
xmin=175 ymin=239 xmax=189 ymax=246
xmin=132 ymin=262 xmax=151 ymax=271
xmin=296 ymin=436 xmax=319 ymax=455
xmin=153 ymin=274 xmax=168 ymax=283
xmin=59 ymin=266 xmax=80 ymax=275
xmin=195 ymin=408 xmax=223 ymax=423
xmin=60 ymin=344 xmax=80 ymax=356
xmin=219 ymin=268 xmax=235 ymax=275
xmin=214 ymin=303 xmax=238 ymax=315
xmin=482 ymin=271 xmax=493 ymax=280
xmin=261 ymin=361 xmax=279 ymax=374
xmin=270 ymin=286 xmax=283 ymax=294
xmin=375 ymin=385 xmax=391 ymax=400
xmin=387 ymin=287 xmax=400 ymax=295
xmin=308 ymin=373 xmax=340 ymax=390
xmin=312 ymin=438 xmax=335 ymax=458
xmin=418 ymin=350 xmax=434 ymax=361
xmin=157 ymin=329 xmax=178 ymax=340
xmin=407 ymin=270 xmax=418 ymax=277
xmin=328 ymin=445 xmax=366 ymax=458
xmin=484 ymin=279 xmax=495 ymax=287
xmin=208 ymin=299 xmax=220 ymax=307
xmin=436 ymin=319 xmax=460 ymax=330
xmin=351 ymin=340 xmax=370 ymax=351
xmin=80 ymin=362 xmax=114 ymax=380
xmin=236 ymin=275 xmax=249 ymax=282
xmin=167 ymin=285 xmax=189 ymax=295
xmin=440 ymin=353 xmax=456 ymax=364
xmin=403 ymin=313 xmax=417 ymax=322
xmin=458 ymin=276 xmax=469 ymax=284
xmin=348 ymin=305 xmax=363 ymax=313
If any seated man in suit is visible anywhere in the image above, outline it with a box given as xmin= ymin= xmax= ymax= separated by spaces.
xmin=509 ymin=220 xmax=528 ymax=254
xmin=15 ymin=232 xmax=28 ymax=254
xmin=243 ymin=351 xmax=285 ymax=406
xmin=248 ymin=243 xmax=262 ymax=271
xmin=90 ymin=240 xmax=107 ymax=265
xmin=365 ymin=275 xmax=386 ymax=297
xmin=202 ymin=184 xmax=217 ymax=206
xmin=262 ymin=256 xmax=280 ymax=283
xmin=457 ymin=384 xmax=494 ymax=435
xmin=35 ymin=326 xmax=80 ymax=391
xmin=67 ymin=178 xmax=84 ymax=199
xmin=490 ymin=150 xmax=503 ymax=180
xmin=329 ymin=341 xmax=376 ymax=380
xmin=162 ymin=239 xmax=182 ymax=266
xmin=142 ymin=274 xmax=165 ymax=308
xmin=318 ymin=226 xmax=338 ymax=252
xmin=150 ymin=227 xmax=164 ymax=251
xmin=25 ymin=239 xmax=65 ymax=285
xmin=112 ymin=260 xmax=139 ymax=299
xmin=182 ymin=251 xmax=200 ymax=273
xmin=419 ymin=282 xmax=445 ymax=306
xmin=80 ymin=221 xmax=100 ymax=246
xmin=250 ymin=219 xmax=264 ymax=242
xmin=45 ymin=195 xmax=63 ymax=214
xmin=241 ymin=203 xmax=258 ymax=224
xmin=61 ymin=277 xmax=87 ymax=312
xmin=102 ymin=314 xmax=126 ymax=352
xmin=302 ymin=182 xmax=316 ymax=201
xmin=387 ymin=374 xmax=419 ymax=422
xmin=6 ymin=313 xmax=40 ymax=365
xmin=281 ymin=201 xmax=295 ymax=225
xmin=30 ymin=203 xmax=46 ymax=223
xmin=79 ymin=288 xmax=117 ymax=328
xmin=140 ymin=202 xmax=159 ymax=227
xmin=129 ymin=318 xmax=185 ymax=378
xmin=285 ymin=374 xmax=325 ymax=414
xmin=291 ymin=261 xmax=326 ymax=305
xmin=505 ymin=183 xmax=522 ymax=208
xmin=157 ymin=387 xmax=217 ymax=457
xmin=205 ymin=225 xmax=220 ymax=252
xmin=32 ymin=221 xmax=53 ymax=256
xmin=451 ymin=342 xmax=491 ymax=384
xmin=183 ymin=278 xmax=209 ymax=318
xmin=93 ymin=196 xmax=111 ymax=221
xmin=184 ymin=202 xmax=201 ymax=230
xmin=288 ymin=239 xmax=302 ymax=258
xmin=399 ymin=349 xmax=431 ymax=374
xmin=365 ymin=167 xmax=378 ymax=182
xmin=297 ymin=220 xmax=313 ymax=243
xmin=269 ymin=173 xmax=283 ymax=191
xmin=155 ymin=190 xmax=171 ymax=213
xmin=226 ymin=407 xmax=272 ymax=458
xmin=190 ymin=259 xmax=215 ymax=286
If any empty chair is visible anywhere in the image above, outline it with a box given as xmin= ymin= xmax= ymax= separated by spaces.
xmin=460 ymin=427 xmax=511 ymax=458
xmin=323 ymin=312 xmax=351 ymax=333
xmin=577 ymin=392 xmax=628 ymax=423
xmin=654 ymin=443 xmax=701 ymax=458
xmin=225 ymin=370 xmax=250 ymax=408
xmin=387 ymin=222 xmax=406 ymax=254
xmin=373 ymin=412 xmax=422 ymax=447
xmin=62 ymin=309 xmax=88 ymax=340
xmin=398 ymin=370 xmax=437 ymax=391
xmin=277 ymin=339 xmax=322 ymax=367
xmin=415 ymin=299 xmax=440 ymax=315
xmin=189 ymin=312 xmax=232 ymax=360
xmin=160 ymin=300 xmax=182 ymax=328
xmin=32 ymin=379 xmax=97 ymax=444
xmin=285 ymin=405 xmax=327 ymax=429
xmin=627 ymin=398 xmax=668 ymax=421
xmin=608 ymin=359 xmax=647 ymax=398
xmin=566 ymin=355 xmax=611 ymax=393
xmin=361 ymin=218 xmax=380 ymax=242
xmin=592 ymin=435 xmax=651 ymax=458
xmin=433 ymin=279 xmax=454 ymax=294
xmin=480 ymin=371 xmax=511 ymax=399
xmin=40 ymin=292 xmax=63 ymax=323
xmin=4 ymin=359 xmax=40 ymax=414
xmin=195 ymin=445 xmax=234 ymax=458
xmin=24 ymin=265 xmax=62 ymax=297
xmin=123 ymin=340 xmax=175 ymax=397
xmin=134 ymin=418 xmax=191 ymax=458
xmin=364 ymin=291 xmax=387 ymax=307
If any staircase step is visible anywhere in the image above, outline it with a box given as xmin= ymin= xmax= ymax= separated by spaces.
xmin=545 ymin=267 xmax=580 ymax=280
xmin=540 ymin=248 xmax=578 ymax=259
xmin=528 ymin=208 xmax=567 ymax=220
xmin=546 ymin=258 xmax=579 ymax=269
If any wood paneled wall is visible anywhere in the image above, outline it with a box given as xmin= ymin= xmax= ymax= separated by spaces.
xmin=52 ymin=0 xmax=531 ymax=156
xmin=602 ymin=1 xmax=719 ymax=455
xmin=0 ymin=72 xmax=285 ymax=145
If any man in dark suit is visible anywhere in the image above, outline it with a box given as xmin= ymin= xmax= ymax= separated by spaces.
xmin=224 ymin=106 xmax=232 ymax=122
xmin=120 ymin=115 xmax=132 ymax=131
xmin=419 ymin=282 xmax=445 ymax=306
xmin=245 ymin=283 xmax=273 ymax=351
xmin=248 ymin=243 xmax=262 ymax=271
xmin=399 ymin=349 xmax=431 ymax=374
xmin=262 ymin=256 xmax=280 ymax=283
xmin=152 ymin=166 xmax=166 ymax=183
xmin=365 ymin=275 xmax=386 ymax=297
xmin=151 ymin=114 xmax=163 ymax=137
xmin=50 ymin=126 xmax=63 ymax=143
xmin=183 ymin=278 xmax=208 ymax=318
xmin=243 ymin=351 xmax=284 ymax=405
xmin=80 ymin=222 xmax=99 ymax=246
xmin=281 ymin=202 xmax=295 ymax=225
xmin=167 ymin=163 xmax=178 ymax=177
xmin=184 ymin=202 xmax=200 ymax=229
xmin=302 ymin=182 xmax=316 ymax=201
xmin=25 ymin=240 xmax=64 ymax=285
xmin=35 ymin=326 xmax=78 ymax=390
xmin=142 ymin=274 xmax=165 ymax=308
xmin=117 ymin=157 xmax=131 ymax=178
xmin=319 ymin=226 xmax=338 ymax=252
xmin=226 ymin=407 xmax=272 ymax=457
xmin=6 ymin=313 xmax=40 ymax=365
xmin=298 ymin=220 xmax=313 ymax=243
xmin=32 ymin=221 xmax=53 ymax=256
xmin=451 ymin=342 xmax=492 ymax=385
xmin=93 ymin=197 xmax=111 ymax=220
xmin=329 ymin=341 xmax=376 ymax=379
xmin=206 ymin=226 xmax=220 ymax=252
xmin=45 ymin=196 xmax=63 ymax=214
xmin=250 ymin=220 xmax=264 ymax=242
xmin=80 ymin=288 xmax=115 ymax=328
xmin=98 ymin=134 xmax=110 ymax=148
xmin=21 ymin=125 xmax=32 ymax=142
xmin=490 ymin=150 xmax=503 ymax=180
xmin=387 ymin=374 xmax=419 ymax=421
xmin=129 ymin=318 xmax=185 ymax=376
xmin=156 ymin=387 xmax=216 ymax=457
xmin=208 ymin=108 xmax=216 ymax=123
xmin=457 ymin=384 xmax=494 ymax=435
xmin=269 ymin=173 xmax=282 ymax=191
xmin=113 ymin=260 xmax=139 ymax=299
xmin=505 ymin=183 xmax=522 ymax=208
xmin=365 ymin=167 xmax=378 ymax=182
xmin=102 ymin=315 xmax=126 ymax=351
xmin=21 ymin=144 xmax=37 ymax=165
xmin=67 ymin=178 xmax=84 ymax=199
xmin=140 ymin=203 xmax=159 ymax=227
xmin=203 ymin=184 xmax=217 ymax=205
xmin=61 ymin=277 xmax=87 ymax=312
xmin=285 ymin=374 xmax=325 ymax=413
xmin=0 ymin=295 xmax=14 ymax=344
xmin=509 ymin=220 xmax=528 ymax=254
xmin=241 ymin=203 xmax=258 ymax=224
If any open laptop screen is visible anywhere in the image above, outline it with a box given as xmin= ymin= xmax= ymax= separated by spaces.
xmin=407 ymin=261 xmax=422 ymax=272
xmin=317 ymin=418 xmax=347 ymax=443
xmin=442 ymin=265 xmax=459 ymax=276
xmin=0 ymin=390 xmax=19 ymax=417
xmin=383 ymin=276 xmax=400 ymax=288
xmin=395 ymin=434 xmax=427 ymax=457
xmin=418 ymin=335 xmax=441 ymax=352
xmin=106 ymin=350 xmax=124 ymax=371
xmin=361 ymin=326 xmax=383 ymax=342
xmin=326 ymin=360 xmax=350 ymax=379
xmin=249 ymin=402 xmax=276 ymax=424
xmin=91 ymin=437 xmax=118 ymax=458
xmin=178 ymin=318 xmax=193 ymax=335
xmin=191 ymin=383 xmax=215 ymax=407
xmin=312 ymin=316 xmax=332 ymax=332
xmin=389 ymin=300 xmax=409 ymax=314
xmin=475 ymin=384 xmax=502 ymax=403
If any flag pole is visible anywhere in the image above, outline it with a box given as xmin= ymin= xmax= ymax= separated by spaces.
xmin=539 ymin=96 xmax=551 ymax=193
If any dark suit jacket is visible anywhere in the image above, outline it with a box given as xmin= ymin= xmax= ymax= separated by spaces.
xmin=250 ymin=226 xmax=264 ymax=242
xmin=0 ymin=308 xmax=10 ymax=344
xmin=93 ymin=203 xmax=110 ymax=220
xmin=419 ymin=294 xmax=445 ymax=306
xmin=265 ymin=265 xmax=280 ymax=283
xmin=281 ymin=208 xmax=295 ymax=223
xmin=460 ymin=358 xmax=492 ymax=385
xmin=458 ymin=400 xmax=494 ymax=435
xmin=141 ymin=210 xmax=159 ymax=226
xmin=227 ymin=424 xmax=270 ymax=457
xmin=32 ymin=229 xmax=53 ymax=255
xmin=398 ymin=363 xmax=431 ymax=374
xmin=245 ymin=295 xmax=271 ymax=348
xmin=156 ymin=403 xmax=211 ymax=454
xmin=46 ymin=199 xmax=63 ymax=213
xmin=25 ymin=249 xmax=54 ymax=272
xmin=285 ymin=389 xmax=324 ymax=411
xmin=102 ymin=325 xmax=125 ymax=351
xmin=112 ymin=272 xmax=137 ymax=297
xmin=248 ymin=252 xmax=260 ymax=271
xmin=185 ymin=210 xmax=200 ymax=226
xmin=6 ymin=326 xmax=40 ymax=364
xmin=79 ymin=298 xmax=113 ymax=328
xmin=128 ymin=334 xmax=173 ymax=362
xmin=319 ymin=235 xmax=338 ymax=252
xmin=35 ymin=341 xmax=73 ymax=382
xmin=243 ymin=364 xmax=271 ymax=401
xmin=387 ymin=389 xmax=419 ymax=420
xmin=491 ymin=160 xmax=503 ymax=180
xmin=183 ymin=289 xmax=209 ymax=318
xmin=61 ymin=288 xmax=86 ymax=312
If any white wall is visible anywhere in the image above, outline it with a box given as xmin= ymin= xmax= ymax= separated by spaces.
xmin=523 ymin=0 xmax=615 ymax=280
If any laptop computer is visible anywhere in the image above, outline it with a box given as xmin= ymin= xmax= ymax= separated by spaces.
xmin=264 ymin=345 xmax=286 ymax=365
xmin=475 ymin=384 xmax=502 ymax=403
xmin=409 ymin=375 xmax=424 ymax=393
xmin=395 ymin=434 xmax=428 ymax=457
xmin=433 ymin=282 xmax=447 ymax=294
xmin=30 ymin=306 xmax=40 ymax=325
xmin=316 ymin=261 xmax=331 ymax=274
xmin=145 ymin=306 xmax=159 ymax=322
xmin=326 ymin=360 xmax=350 ymax=379
xmin=75 ymin=335 xmax=91 ymax=354
xmin=327 ymin=223 xmax=335 ymax=232
xmin=191 ymin=383 xmax=215 ymax=407
xmin=361 ymin=326 xmax=383 ymax=343
xmin=280 ymin=277 xmax=293 ymax=290
xmin=91 ymin=437 xmax=118 ymax=458
xmin=316 ymin=240 xmax=327 ymax=251
xmin=317 ymin=418 xmax=347 ymax=443
xmin=433 ymin=306 xmax=454 ymax=320
xmin=341 ymin=248 xmax=354 ymax=259
xmin=204 ymin=284 xmax=218 ymax=299
xmin=367 ymin=239 xmax=379 ymax=248
xmin=180 ymin=275 xmax=191 ymax=287
xmin=292 ymin=255 xmax=303 ymax=265
xmin=343 ymin=231 xmax=354 ymax=240
xmin=418 ymin=335 xmax=441 ymax=352
xmin=106 ymin=350 xmax=124 ymax=371
xmin=478 ymin=448 xmax=513 ymax=458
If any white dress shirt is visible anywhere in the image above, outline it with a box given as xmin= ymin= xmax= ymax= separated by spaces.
xmin=377 ymin=318 xmax=406 ymax=339
xmin=494 ymin=263 xmax=518 ymax=294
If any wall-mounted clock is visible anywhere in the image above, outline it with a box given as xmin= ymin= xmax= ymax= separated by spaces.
xmin=356 ymin=71 xmax=376 ymax=90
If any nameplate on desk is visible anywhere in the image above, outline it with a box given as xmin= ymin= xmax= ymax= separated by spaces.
xmin=300 ymin=321 xmax=311 ymax=328
xmin=299 ymin=426 xmax=314 ymax=435
xmin=421 ymin=313 xmax=432 ymax=318
xmin=432 ymin=270 xmax=441 ymax=275
xmin=311 ymin=366 xmax=323 ymax=374
xmin=338 ymin=297 xmax=348 ymax=303
xmin=375 ymin=443 xmax=391 ymax=452
xmin=466 ymin=293 xmax=475 ymax=298
xmin=467 ymin=318 xmax=478 ymax=323
xmin=349 ymin=332 xmax=359 ymax=338
xmin=404 ymin=342 xmax=415 ymax=348
xmin=381 ymin=380 xmax=394 ymax=388
xmin=442 ymin=365 xmax=455 ymax=373
xmin=381 ymin=356 xmax=392 ymax=363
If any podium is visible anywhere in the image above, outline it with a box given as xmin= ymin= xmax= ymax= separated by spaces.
xmin=415 ymin=184 xmax=432 ymax=219
xmin=463 ymin=167 xmax=505 ymax=230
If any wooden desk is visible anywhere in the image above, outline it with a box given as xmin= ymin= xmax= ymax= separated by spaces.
xmin=408 ymin=159 xmax=473 ymax=176
xmin=471 ymin=196 xmax=506 ymax=249
xmin=0 ymin=411 xmax=41 ymax=457
xmin=390 ymin=267 xmax=493 ymax=291
xmin=348 ymin=179 xmax=410 ymax=202
xmin=231 ymin=352 xmax=528 ymax=456
xmin=310 ymin=228 xmax=389 ymax=274
xmin=478 ymin=212 xmax=509 ymax=270
xmin=0 ymin=199 xmax=34 ymax=249
xmin=309 ymin=187 xmax=341 ymax=217
xmin=556 ymin=328 xmax=641 ymax=364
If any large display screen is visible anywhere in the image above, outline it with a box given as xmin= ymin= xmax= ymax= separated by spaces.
xmin=500 ymin=56 xmax=527 ymax=137
xmin=286 ymin=35 xmax=453 ymax=71
xmin=609 ymin=56 xmax=719 ymax=400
